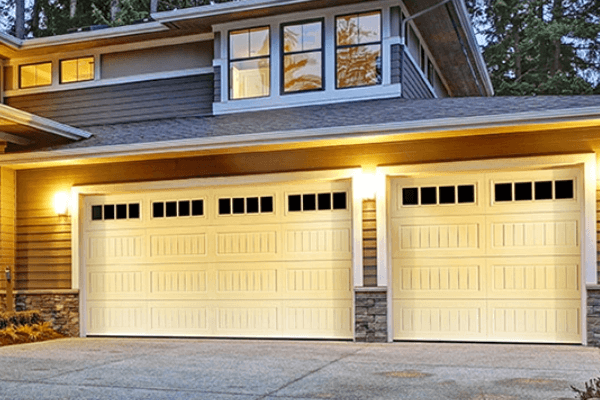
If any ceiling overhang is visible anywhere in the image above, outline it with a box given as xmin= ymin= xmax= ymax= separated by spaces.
xmin=0 ymin=104 xmax=91 ymax=152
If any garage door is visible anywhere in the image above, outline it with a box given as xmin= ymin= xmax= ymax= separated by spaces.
xmin=391 ymin=168 xmax=582 ymax=343
xmin=83 ymin=180 xmax=353 ymax=338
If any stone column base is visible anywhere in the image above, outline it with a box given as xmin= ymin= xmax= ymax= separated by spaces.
xmin=355 ymin=287 xmax=387 ymax=342
xmin=1 ymin=290 xmax=79 ymax=337
xmin=588 ymin=285 xmax=600 ymax=347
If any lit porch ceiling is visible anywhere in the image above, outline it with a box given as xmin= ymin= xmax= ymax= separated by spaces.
xmin=0 ymin=104 xmax=91 ymax=152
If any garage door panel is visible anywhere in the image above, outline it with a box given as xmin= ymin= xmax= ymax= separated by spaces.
xmin=86 ymin=229 xmax=145 ymax=264
xmin=283 ymin=221 xmax=352 ymax=261
xmin=392 ymin=258 xmax=486 ymax=299
xmin=215 ymin=301 xmax=281 ymax=336
xmin=148 ymin=227 xmax=209 ymax=261
xmin=214 ymin=225 xmax=281 ymax=261
xmin=488 ymin=257 xmax=580 ymax=299
xmin=488 ymin=300 xmax=581 ymax=343
xmin=87 ymin=265 xmax=147 ymax=300
xmin=487 ymin=212 xmax=580 ymax=256
xmin=393 ymin=299 xmax=486 ymax=341
xmin=392 ymin=216 xmax=485 ymax=258
xmin=215 ymin=264 xmax=279 ymax=299
xmin=149 ymin=302 xmax=210 ymax=334
xmin=284 ymin=261 xmax=352 ymax=299
xmin=284 ymin=300 xmax=353 ymax=339
xmin=148 ymin=266 xmax=209 ymax=299
xmin=87 ymin=301 xmax=147 ymax=335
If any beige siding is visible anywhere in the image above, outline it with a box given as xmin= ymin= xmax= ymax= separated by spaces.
xmin=101 ymin=42 xmax=213 ymax=79
xmin=0 ymin=168 xmax=15 ymax=291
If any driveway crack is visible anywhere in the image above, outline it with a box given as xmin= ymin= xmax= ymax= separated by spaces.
xmin=256 ymin=348 xmax=363 ymax=400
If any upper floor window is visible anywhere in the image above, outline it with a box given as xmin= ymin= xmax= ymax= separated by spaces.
xmin=282 ymin=20 xmax=323 ymax=93
xmin=229 ymin=26 xmax=270 ymax=99
xmin=60 ymin=56 xmax=95 ymax=84
xmin=335 ymin=11 xmax=382 ymax=89
xmin=19 ymin=62 xmax=52 ymax=89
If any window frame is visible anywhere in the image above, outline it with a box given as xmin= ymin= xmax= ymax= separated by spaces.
xmin=59 ymin=56 xmax=95 ymax=84
xmin=228 ymin=25 xmax=271 ymax=101
xmin=19 ymin=61 xmax=52 ymax=89
xmin=280 ymin=18 xmax=325 ymax=95
xmin=334 ymin=9 xmax=383 ymax=90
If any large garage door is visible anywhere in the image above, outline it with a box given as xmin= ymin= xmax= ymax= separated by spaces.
xmin=391 ymin=168 xmax=582 ymax=343
xmin=83 ymin=180 xmax=353 ymax=339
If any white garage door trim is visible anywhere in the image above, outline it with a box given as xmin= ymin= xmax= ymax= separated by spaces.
xmin=377 ymin=154 xmax=597 ymax=344
xmin=70 ymin=168 xmax=364 ymax=337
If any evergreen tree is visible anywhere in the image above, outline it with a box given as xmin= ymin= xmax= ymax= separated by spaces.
xmin=468 ymin=0 xmax=600 ymax=95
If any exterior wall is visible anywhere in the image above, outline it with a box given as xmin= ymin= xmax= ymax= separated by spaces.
xmin=363 ymin=199 xmax=377 ymax=287
xmin=0 ymin=168 xmax=15 ymax=294
xmin=5 ymin=74 xmax=214 ymax=127
xmin=101 ymin=42 xmax=213 ymax=79
xmin=0 ymin=290 xmax=79 ymax=337
xmin=588 ymin=286 xmax=600 ymax=347
xmin=401 ymin=48 xmax=435 ymax=100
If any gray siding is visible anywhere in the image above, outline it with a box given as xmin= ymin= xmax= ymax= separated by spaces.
xmin=391 ymin=44 xmax=401 ymax=85
xmin=400 ymin=47 xmax=434 ymax=100
xmin=213 ymin=65 xmax=221 ymax=103
xmin=5 ymin=74 xmax=214 ymax=127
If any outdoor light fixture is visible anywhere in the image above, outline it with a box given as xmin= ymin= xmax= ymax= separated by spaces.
xmin=54 ymin=192 xmax=70 ymax=216
xmin=356 ymin=169 xmax=378 ymax=200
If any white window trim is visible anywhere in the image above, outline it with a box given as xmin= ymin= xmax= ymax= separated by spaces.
xmin=376 ymin=153 xmax=596 ymax=345
xmin=213 ymin=0 xmax=402 ymax=115
xmin=70 ymin=167 xmax=364 ymax=337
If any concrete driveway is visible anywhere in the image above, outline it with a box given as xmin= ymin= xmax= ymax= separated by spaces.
xmin=0 ymin=338 xmax=599 ymax=400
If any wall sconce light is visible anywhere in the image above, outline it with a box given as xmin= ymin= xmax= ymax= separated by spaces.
xmin=356 ymin=171 xmax=378 ymax=200
xmin=54 ymin=192 xmax=70 ymax=216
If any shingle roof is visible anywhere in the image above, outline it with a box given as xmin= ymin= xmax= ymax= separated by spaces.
xmin=42 ymin=95 xmax=600 ymax=151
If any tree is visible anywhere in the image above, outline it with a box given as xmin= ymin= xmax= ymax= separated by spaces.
xmin=468 ymin=0 xmax=600 ymax=95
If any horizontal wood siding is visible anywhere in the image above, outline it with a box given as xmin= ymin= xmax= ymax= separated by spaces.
xmin=5 ymin=74 xmax=214 ymax=127
xmin=363 ymin=199 xmax=377 ymax=287
xmin=391 ymin=44 xmax=401 ymax=85
xmin=214 ymin=65 xmax=221 ymax=103
xmin=401 ymin=50 xmax=434 ymax=100
xmin=0 ymin=168 xmax=15 ymax=291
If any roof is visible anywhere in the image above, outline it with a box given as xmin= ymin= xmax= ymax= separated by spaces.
xmin=35 ymin=95 xmax=600 ymax=152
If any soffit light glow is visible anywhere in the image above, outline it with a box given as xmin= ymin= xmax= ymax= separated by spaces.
xmin=356 ymin=172 xmax=377 ymax=200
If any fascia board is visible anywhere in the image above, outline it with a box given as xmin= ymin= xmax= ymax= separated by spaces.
xmin=152 ymin=0 xmax=313 ymax=23
xmin=1 ymin=22 xmax=167 ymax=52
xmin=0 ymin=106 xmax=598 ymax=166
xmin=0 ymin=32 xmax=23 ymax=50
xmin=452 ymin=0 xmax=494 ymax=96
xmin=0 ymin=104 xmax=92 ymax=140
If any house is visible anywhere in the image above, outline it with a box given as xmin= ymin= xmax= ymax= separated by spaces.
xmin=0 ymin=0 xmax=599 ymax=345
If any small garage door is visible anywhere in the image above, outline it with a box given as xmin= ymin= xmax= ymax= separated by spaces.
xmin=83 ymin=180 xmax=353 ymax=339
xmin=391 ymin=168 xmax=582 ymax=343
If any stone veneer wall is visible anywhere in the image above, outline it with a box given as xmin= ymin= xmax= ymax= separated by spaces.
xmin=0 ymin=290 xmax=79 ymax=337
xmin=355 ymin=288 xmax=387 ymax=342
xmin=588 ymin=285 xmax=600 ymax=347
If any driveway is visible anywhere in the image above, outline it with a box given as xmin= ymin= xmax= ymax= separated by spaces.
xmin=0 ymin=338 xmax=598 ymax=399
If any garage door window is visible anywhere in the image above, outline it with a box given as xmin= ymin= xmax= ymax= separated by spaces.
xmin=288 ymin=192 xmax=347 ymax=212
xmin=401 ymin=185 xmax=475 ymax=206
xmin=218 ymin=196 xmax=274 ymax=215
xmin=153 ymin=200 xmax=204 ymax=218
xmin=494 ymin=179 xmax=574 ymax=203
xmin=92 ymin=203 xmax=140 ymax=221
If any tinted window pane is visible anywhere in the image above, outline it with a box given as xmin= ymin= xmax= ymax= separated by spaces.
xmin=288 ymin=195 xmax=301 ymax=212
xmin=230 ymin=59 xmax=270 ymax=99
xmin=336 ymin=44 xmax=381 ymax=88
xmin=166 ymin=201 xmax=177 ymax=217
xmin=318 ymin=193 xmax=331 ymax=210
xmin=283 ymin=24 xmax=302 ymax=52
xmin=535 ymin=181 xmax=552 ymax=200
xmin=219 ymin=198 xmax=231 ymax=215
xmin=439 ymin=186 xmax=455 ymax=204
xmin=283 ymin=52 xmax=322 ymax=93
xmin=247 ymin=197 xmax=259 ymax=214
xmin=129 ymin=203 xmax=140 ymax=219
xmin=92 ymin=205 xmax=102 ymax=220
xmin=179 ymin=201 xmax=190 ymax=217
xmin=303 ymin=194 xmax=316 ymax=211
xmin=336 ymin=14 xmax=358 ymax=46
xmin=250 ymin=27 xmax=269 ymax=57
xmin=514 ymin=182 xmax=532 ymax=201
xmin=230 ymin=30 xmax=249 ymax=59
xmin=458 ymin=185 xmax=475 ymax=203
xmin=233 ymin=198 xmax=245 ymax=214
xmin=333 ymin=192 xmax=347 ymax=209
xmin=116 ymin=204 xmax=127 ymax=219
xmin=192 ymin=200 xmax=204 ymax=216
xmin=261 ymin=196 xmax=274 ymax=213
xmin=104 ymin=205 xmax=115 ymax=220
xmin=495 ymin=183 xmax=512 ymax=202
xmin=402 ymin=188 xmax=418 ymax=205
xmin=555 ymin=180 xmax=574 ymax=199
xmin=153 ymin=202 xmax=164 ymax=218
xmin=420 ymin=187 xmax=437 ymax=205
xmin=358 ymin=11 xmax=381 ymax=43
